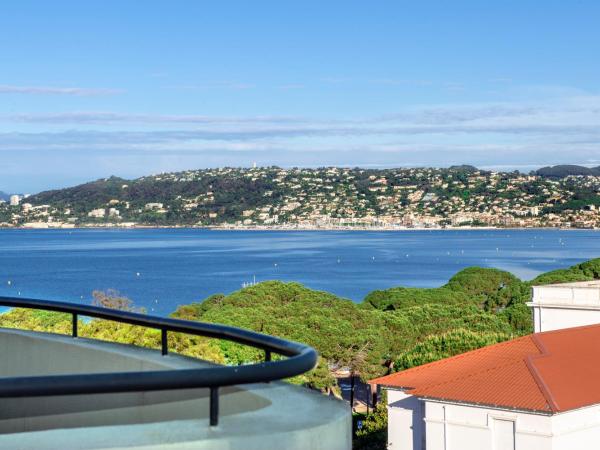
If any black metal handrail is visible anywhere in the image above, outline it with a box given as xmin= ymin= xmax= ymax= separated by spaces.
xmin=0 ymin=296 xmax=318 ymax=426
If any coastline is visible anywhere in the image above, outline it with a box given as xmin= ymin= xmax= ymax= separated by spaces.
xmin=0 ymin=223 xmax=597 ymax=232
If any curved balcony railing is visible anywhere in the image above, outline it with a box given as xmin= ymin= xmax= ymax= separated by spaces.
xmin=0 ymin=296 xmax=318 ymax=426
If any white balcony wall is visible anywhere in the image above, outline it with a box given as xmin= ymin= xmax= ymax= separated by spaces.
xmin=529 ymin=282 xmax=600 ymax=332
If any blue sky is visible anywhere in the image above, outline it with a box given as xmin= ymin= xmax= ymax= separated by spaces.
xmin=1 ymin=1 xmax=599 ymax=192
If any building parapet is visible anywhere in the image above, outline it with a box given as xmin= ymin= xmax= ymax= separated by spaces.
xmin=530 ymin=281 xmax=600 ymax=307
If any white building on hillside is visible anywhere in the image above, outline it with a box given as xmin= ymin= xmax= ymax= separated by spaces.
xmin=372 ymin=280 xmax=600 ymax=450
xmin=88 ymin=208 xmax=106 ymax=218
xmin=9 ymin=194 xmax=20 ymax=206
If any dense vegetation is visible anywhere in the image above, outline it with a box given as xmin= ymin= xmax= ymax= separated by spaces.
xmin=1 ymin=258 xmax=598 ymax=449
xmin=535 ymin=164 xmax=600 ymax=179
xmin=394 ymin=328 xmax=515 ymax=370
xmin=172 ymin=276 xmax=523 ymax=385
xmin=0 ymin=308 xmax=224 ymax=363
xmin=530 ymin=258 xmax=600 ymax=285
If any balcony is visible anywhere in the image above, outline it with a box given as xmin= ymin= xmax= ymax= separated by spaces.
xmin=0 ymin=297 xmax=350 ymax=450
xmin=531 ymin=280 xmax=600 ymax=307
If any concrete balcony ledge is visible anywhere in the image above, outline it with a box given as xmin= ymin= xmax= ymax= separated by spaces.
xmin=0 ymin=328 xmax=350 ymax=450
xmin=532 ymin=281 xmax=600 ymax=306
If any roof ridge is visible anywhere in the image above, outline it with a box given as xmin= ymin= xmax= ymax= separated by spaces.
xmin=526 ymin=334 xmax=561 ymax=412
xmin=371 ymin=334 xmax=532 ymax=384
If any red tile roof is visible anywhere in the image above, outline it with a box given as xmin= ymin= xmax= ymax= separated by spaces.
xmin=371 ymin=323 xmax=600 ymax=413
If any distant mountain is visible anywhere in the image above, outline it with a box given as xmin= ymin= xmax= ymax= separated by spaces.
xmin=30 ymin=176 xmax=130 ymax=206
xmin=448 ymin=165 xmax=480 ymax=173
xmin=0 ymin=192 xmax=10 ymax=202
xmin=535 ymin=165 xmax=600 ymax=178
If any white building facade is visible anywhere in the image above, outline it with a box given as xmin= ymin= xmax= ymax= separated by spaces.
xmin=9 ymin=194 xmax=20 ymax=206
xmin=528 ymin=280 xmax=600 ymax=332
xmin=386 ymin=389 xmax=600 ymax=450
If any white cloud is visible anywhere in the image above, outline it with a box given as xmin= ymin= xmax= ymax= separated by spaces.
xmin=0 ymin=89 xmax=598 ymax=174
xmin=165 ymin=81 xmax=255 ymax=91
xmin=0 ymin=85 xmax=123 ymax=96
xmin=2 ymin=112 xmax=308 ymax=125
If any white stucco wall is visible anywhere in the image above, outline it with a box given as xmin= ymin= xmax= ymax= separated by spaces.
xmin=424 ymin=401 xmax=551 ymax=450
xmin=386 ymin=390 xmax=557 ymax=450
xmin=529 ymin=282 xmax=600 ymax=332
xmin=531 ymin=303 xmax=600 ymax=333
xmin=387 ymin=391 xmax=600 ymax=450
xmin=387 ymin=389 xmax=425 ymax=450
xmin=551 ymin=404 xmax=600 ymax=450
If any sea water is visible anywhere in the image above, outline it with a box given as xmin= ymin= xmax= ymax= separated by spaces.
xmin=0 ymin=228 xmax=597 ymax=316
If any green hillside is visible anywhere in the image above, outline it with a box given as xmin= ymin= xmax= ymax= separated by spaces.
xmin=7 ymin=165 xmax=600 ymax=228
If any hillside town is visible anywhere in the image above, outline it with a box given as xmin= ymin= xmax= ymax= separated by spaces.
xmin=1 ymin=166 xmax=599 ymax=229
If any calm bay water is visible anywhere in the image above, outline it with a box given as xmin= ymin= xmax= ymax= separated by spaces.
xmin=0 ymin=228 xmax=598 ymax=316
